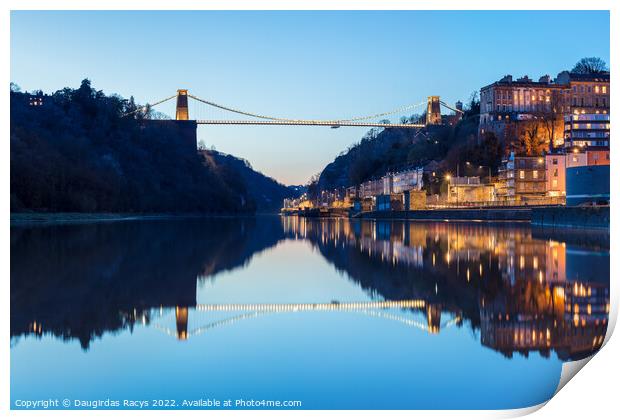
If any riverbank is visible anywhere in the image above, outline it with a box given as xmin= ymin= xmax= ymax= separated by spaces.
xmin=350 ymin=206 xmax=609 ymax=229
xmin=10 ymin=212 xmax=261 ymax=226
xmin=354 ymin=208 xmax=531 ymax=222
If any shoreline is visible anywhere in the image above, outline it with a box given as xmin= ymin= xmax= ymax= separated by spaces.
xmin=9 ymin=212 xmax=274 ymax=226
xmin=310 ymin=206 xmax=609 ymax=230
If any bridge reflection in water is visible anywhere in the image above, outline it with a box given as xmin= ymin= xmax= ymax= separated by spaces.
xmin=11 ymin=216 xmax=609 ymax=362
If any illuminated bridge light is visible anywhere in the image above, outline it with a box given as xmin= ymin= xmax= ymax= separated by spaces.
xmin=195 ymin=300 xmax=426 ymax=313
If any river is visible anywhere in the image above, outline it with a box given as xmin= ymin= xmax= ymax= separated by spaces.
xmin=10 ymin=216 xmax=609 ymax=409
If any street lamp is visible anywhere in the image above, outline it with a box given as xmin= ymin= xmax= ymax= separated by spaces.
xmin=444 ymin=173 xmax=452 ymax=207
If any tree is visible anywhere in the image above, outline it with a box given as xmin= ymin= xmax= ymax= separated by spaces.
xmin=306 ymin=173 xmax=321 ymax=201
xmin=9 ymin=80 xmax=260 ymax=214
xmin=520 ymin=120 xmax=547 ymax=156
xmin=572 ymin=57 xmax=608 ymax=74
xmin=539 ymin=90 xmax=566 ymax=151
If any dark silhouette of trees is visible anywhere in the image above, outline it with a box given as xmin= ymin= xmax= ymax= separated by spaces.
xmin=10 ymin=80 xmax=258 ymax=214
xmin=572 ymin=57 xmax=608 ymax=74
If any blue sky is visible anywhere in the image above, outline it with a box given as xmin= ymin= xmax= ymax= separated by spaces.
xmin=11 ymin=11 xmax=610 ymax=185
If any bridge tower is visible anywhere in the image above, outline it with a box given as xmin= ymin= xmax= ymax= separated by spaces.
xmin=425 ymin=303 xmax=442 ymax=334
xmin=426 ymin=96 xmax=442 ymax=125
xmin=176 ymin=89 xmax=190 ymax=120
xmin=175 ymin=306 xmax=189 ymax=341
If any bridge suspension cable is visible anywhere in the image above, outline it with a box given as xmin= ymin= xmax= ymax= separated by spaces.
xmin=129 ymin=91 xmax=463 ymax=129
xmin=188 ymin=93 xmax=426 ymax=125
xmin=439 ymin=100 xmax=465 ymax=115
xmin=121 ymin=94 xmax=177 ymax=117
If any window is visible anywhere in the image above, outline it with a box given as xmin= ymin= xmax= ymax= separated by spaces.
xmin=519 ymin=170 xmax=525 ymax=179
xmin=553 ymin=169 xmax=558 ymax=177
xmin=533 ymin=170 xmax=538 ymax=179
xmin=595 ymin=86 xmax=600 ymax=93
xmin=602 ymin=86 xmax=607 ymax=94
xmin=552 ymin=158 xmax=558 ymax=165
xmin=552 ymin=179 xmax=558 ymax=188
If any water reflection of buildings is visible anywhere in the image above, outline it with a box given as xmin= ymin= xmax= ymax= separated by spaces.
xmin=281 ymin=217 xmax=609 ymax=361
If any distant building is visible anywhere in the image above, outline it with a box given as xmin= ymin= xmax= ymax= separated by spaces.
xmin=359 ymin=179 xmax=383 ymax=198
xmin=496 ymin=154 xmax=516 ymax=201
xmin=479 ymin=74 xmax=569 ymax=150
xmin=447 ymin=176 xmax=494 ymax=204
xmin=391 ymin=168 xmax=424 ymax=193
xmin=514 ymin=156 xmax=547 ymax=200
xmin=545 ymin=153 xmax=566 ymax=197
xmin=555 ymin=71 xmax=610 ymax=115
xmin=566 ymin=164 xmax=610 ymax=206
xmin=586 ymin=147 xmax=610 ymax=166
xmin=546 ymin=144 xmax=611 ymax=206
xmin=563 ymin=113 xmax=610 ymax=148
xmin=565 ymin=149 xmax=588 ymax=168
xmin=479 ymin=71 xmax=610 ymax=153
xmin=403 ymin=190 xmax=426 ymax=210
xmin=28 ymin=95 xmax=44 ymax=106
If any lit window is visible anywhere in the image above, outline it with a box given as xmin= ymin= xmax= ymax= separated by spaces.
xmin=595 ymin=86 xmax=600 ymax=93
xmin=602 ymin=86 xmax=607 ymax=94
xmin=519 ymin=170 xmax=525 ymax=179
xmin=533 ymin=170 xmax=538 ymax=179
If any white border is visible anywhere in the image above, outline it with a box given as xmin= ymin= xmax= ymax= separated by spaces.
xmin=3 ymin=2 xmax=617 ymax=420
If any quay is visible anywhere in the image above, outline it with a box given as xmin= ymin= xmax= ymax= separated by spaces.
xmin=283 ymin=206 xmax=609 ymax=229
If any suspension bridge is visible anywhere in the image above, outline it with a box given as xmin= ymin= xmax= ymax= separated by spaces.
xmin=126 ymin=89 xmax=464 ymax=129
xmin=148 ymin=299 xmax=462 ymax=341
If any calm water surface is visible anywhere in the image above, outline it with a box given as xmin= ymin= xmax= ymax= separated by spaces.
xmin=10 ymin=216 xmax=609 ymax=409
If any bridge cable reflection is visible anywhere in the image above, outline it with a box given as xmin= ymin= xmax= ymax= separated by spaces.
xmin=150 ymin=300 xmax=466 ymax=340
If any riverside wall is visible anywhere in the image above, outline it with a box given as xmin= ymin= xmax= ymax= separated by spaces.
xmin=353 ymin=206 xmax=609 ymax=229
xmin=531 ymin=206 xmax=609 ymax=229
xmin=355 ymin=208 xmax=531 ymax=221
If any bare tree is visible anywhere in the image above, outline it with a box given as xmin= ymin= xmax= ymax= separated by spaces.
xmin=509 ymin=119 xmax=547 ymax=156
xmin=538 ymin=90 xmax=566 ymax=150
xmin=572 ymin=57 xmax=608 ymax=74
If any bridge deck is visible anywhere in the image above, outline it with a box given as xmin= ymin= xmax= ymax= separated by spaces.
xmin=196 ymin=120 xmax=424 ymax=128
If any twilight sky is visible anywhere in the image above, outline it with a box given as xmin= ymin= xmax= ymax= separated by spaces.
xmin=11 ymin=10 xmax=610 ymax=185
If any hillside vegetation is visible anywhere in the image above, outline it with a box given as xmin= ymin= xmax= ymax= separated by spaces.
xmin=10 ymin=80 xmax=296 ymax=214
xmin=200 ymin=149 xmax=300 ymax=213
xmin=316 ymin=99 xmax=502 ymax=193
